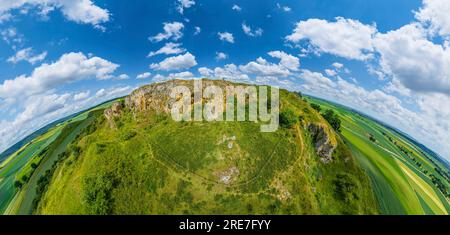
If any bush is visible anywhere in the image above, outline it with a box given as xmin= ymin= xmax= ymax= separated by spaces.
xmin=120 ymin=130 xmax=137 ymax=141
xmin=279 ymin=109 xmax=298 ymax=128
xmin=333 ymin=174 xmax=358 ymax=203
xmin=21 ymin=175 xmax=29 ymax=183
xmin=310 ymin=103 xmax=321 ymax=112
xmin=14 ymin=180 xmax=23 ymax=189
xmin=32 ymin=169 xmax=53 ymax=210
xmin=83 ymin=172 xmax=119 ymax=215
xmin=70 ymin=145 xmax=82 ymax=158
xmin=322 ymin=109 xmax=341 ymax=132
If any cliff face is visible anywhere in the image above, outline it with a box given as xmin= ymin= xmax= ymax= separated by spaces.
xmin=308 ymin=123 xmax=336 ymax=163
xmin=104 ymin=101 xmax=124 ymax=128
xmin=123 ymin=79 xmax=235 ymax=114
xmin=124 ymin=81 xmax=176 ymax=114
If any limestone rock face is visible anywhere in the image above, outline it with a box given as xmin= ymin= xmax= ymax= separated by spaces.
xmin=308 ymin=123 xmax=336 ymax=163
xmin=104 ymin=101 xmax=123 ymax=128
xmin=123 ymin=79 xmax=234 ymax=114
xmin=125 ymin=82 xmax=177 ymax=114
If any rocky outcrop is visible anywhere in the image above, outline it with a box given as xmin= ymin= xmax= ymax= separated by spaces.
xmin=308 ymin=123 xmax=336 ymax=163
xmin=124 ymin=82 xmax=178 ymax=114
xmin=104 ymin=101 xmax=124 ymax=128
xmin=123 ymin=79 xmax=234 ymax=114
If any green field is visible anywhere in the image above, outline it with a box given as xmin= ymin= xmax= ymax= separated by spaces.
xmin=0 ymin=127 xmax=62 ymax=213
xmin=0 ymin=100 xmax=116 ymax=215
xmin=1 ymin=80 xmax=448 ymax=215
xmin=307 ymin=97 xmax=450 ymax=215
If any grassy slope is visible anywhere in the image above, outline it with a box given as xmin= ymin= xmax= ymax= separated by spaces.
xmin=308 ymin=97 xmax=449 ymax=215
xmin=16 ymin=114 xmax=97 ymax=215
xmin=37 ymin=88 xmax=378 ymax=215
xmin=0 ymin=100 xmax=116 ymax=215
xmin=0 ymin=127 xmax=62 ymax=213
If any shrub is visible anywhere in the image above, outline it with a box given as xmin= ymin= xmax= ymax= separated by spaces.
xmin=280 ymin=109 xmax=298 ymax=128
xmin=322 ymin=109 xmax=341 ymax=132
xmin=120 ymin=130 xmax=137 ymax=141
xmin=14 ymin=180 xmax=23 ymax=189
xmin=333 ymin=174 xmax=357 ymax=202
xmin=83 ymin=172 xmax=119 ymax=215
xmin=310 ymin=103 xmax=321 ymax=112
xmin=21 ymin=175 xmax=29 ymax=183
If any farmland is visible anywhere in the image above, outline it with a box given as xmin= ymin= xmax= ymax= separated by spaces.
xmin=1 ymin=79 xmax=448 ymax=215
xmin=0 ymin=100 xmax=116 ymax=215
xmin=307 ymin=97 xmax=450 ymax=215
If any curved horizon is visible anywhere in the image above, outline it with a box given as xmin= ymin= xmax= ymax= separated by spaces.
xmin=0 ymin=0 xmax=449 ymax=161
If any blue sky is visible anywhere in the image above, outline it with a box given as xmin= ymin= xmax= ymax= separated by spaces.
xmin=1 ymin=0 xmax=450 ymax=160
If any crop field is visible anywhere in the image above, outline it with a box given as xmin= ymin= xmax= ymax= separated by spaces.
xmin=0 ymin=100 xmax=115 ymax=215
xmin=1 ymin=87 xmax=448 ymax=215
xmin=0 ymin=127 xmax=63 ymax=213
xmin=307 ymin=97 xmax=450 ymax=215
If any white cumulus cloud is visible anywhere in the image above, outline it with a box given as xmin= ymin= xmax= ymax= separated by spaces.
xmin=242 ymin=23 xmax=263 ymax=37
xmin=149 ymin=22 xmax=184 ymax=42
xmin=415 ymin=0 xmax=450 ymax=37
xmin=148 ymin=42 xmax=186 ymax=57
xmin=7 ymin=47 xmax=47 ymax=65
xmin=268 ymin=51 xmax=300 ymax=71
xmin=373 ymin=23 xmax=450 ymax=95
xmin=136 ymin=72 xmax=151 ymax=79
xmin=215 ymin=52 xmax=228 ymax=61
xmin=150 ymin=52 xmax=197 ymax=71
xmin=232 ymin=4 xmax=242 ymax=11
xmin=177 ymin=0 xmax=195 ymax=14
xmin=286 ymin=17 xmax=377 ymax=60
xmin=0 ymin=52 xmax=119 ymax=99
xmin=218 ymin=32 xmax=234 ymax=43
xmin=0 ymin=0 xmax=110 ymax=28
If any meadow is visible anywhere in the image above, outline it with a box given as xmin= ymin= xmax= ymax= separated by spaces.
xmin=35 ymin=87 xmax=378 ymax=214
xmin=307 ymin=97 xmax=449 ymax=215
xmin=0 ymin=100 xmax=116 ymax=215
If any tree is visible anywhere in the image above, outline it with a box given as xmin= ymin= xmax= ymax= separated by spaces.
xmin=22 ymin=175 xmax=29 ymax=183
xmin=310 ymin=103 xmax=321 ymax=112
xmin=14 ymin=180 xmax=23 ymax=189
xmin=322 ymin=109 xmax=341 ymax=132
xmin=31 ymin=163 xmax=38 ymax=169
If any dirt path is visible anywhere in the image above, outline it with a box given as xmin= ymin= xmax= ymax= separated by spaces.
xmin=295 ymin=124 xmax=305 ymax=157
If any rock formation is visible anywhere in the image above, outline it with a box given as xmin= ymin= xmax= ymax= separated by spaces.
xmin=308 ymin=123 xmax=336 ymax=163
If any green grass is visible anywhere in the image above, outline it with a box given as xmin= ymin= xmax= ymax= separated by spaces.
xmin=35 ymin=86 xmax=378 ymax=215
xmin=3 ymin=81 xmax=448 ymax=215
xmin=16 ymin=111 xmax=99 ymax=215
xmin=348 ymin=142 xmax=406 ymax=214
xmin=0 ymin=127 xmax=62 ymax=214
xmin=307 ymin=96 xmax=449 ymax=215
xmin=0 ymin=99 xmax=121 ymax=215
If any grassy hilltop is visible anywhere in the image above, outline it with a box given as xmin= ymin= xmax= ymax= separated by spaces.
xmin=35 ymin=79 xmax=377 ymax=214
xmin=1 ymin=79 xmax=448 ymax=215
